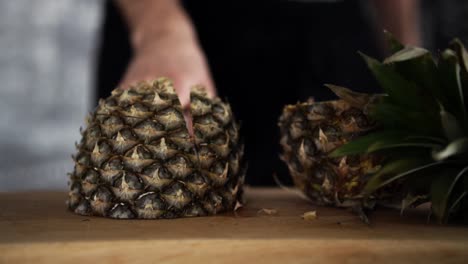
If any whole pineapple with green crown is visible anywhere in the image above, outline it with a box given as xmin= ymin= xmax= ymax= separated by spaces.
xmin=280 ymin=32 xmax=468 ymax=224
xmin=330 ymin=32 xmax=468 ymax=224
xmin=68 ymin=78 xmax=245 ymax=219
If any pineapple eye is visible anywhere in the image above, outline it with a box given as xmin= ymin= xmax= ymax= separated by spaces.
xmin=125 ymin=145 xmax=152 ymax=160
xmin=189 ymin=173 xmax=208 ymax=185
xmin=208 ymin=192 xmax=223 ymax=205
xmin=87 ymin=125 xmax=101 ymax=138
xmin=103 ymin=115 xmax=124 ymax=126
xmin=142 ymin=164 xmax=172 ymax=179
xmin=195 ymin=130 xmax=204 ymax=139
xmin=126 ymin=102 xmax=149 ymax=113
xmin=114 ymin=172 xmax=143 ymax=189
xmin=76 ymin=153 xmax=91 ymax=166
xmin=191 ymin=97 xmax=212 ymax=116
xmin=135 ymin=120 xmax=164 ymax=131
xmin=228 ymin=123 xmax=238 ymax=138
xmin=342 ymin=108 xmax=369 ymax=128
xmin=198 ymin=146 xmax=215 ymax=156
xmin=156 ymin=92 xmax=170 ymax=101
xmin=156 ymin=108 xmax=185 ymax=130
xmin=69 ymin=181 xmax=81 ymax=194
xmin=321 ymin=125 xmax=338 ymax=134
xmin=291 ymin=114 xmax=305 ymax=124
xmin=302 ymin=138 xmax=317 ymax=156
xmin=104 ymin=157 xmax=123 ymax=170
xmin=109 ymin=203 xmax=135 ymax=219
xmin=104 ymin=98 xmax=117 ymax=107
xmin=142 ymin=94 xmax=153 ymax=102
xmin=197 ymin=115 xmax=215 ymax=125
xmin=310 ymin=104 xmax=334 ymax=116
xmin=169 ymin=155 xmax=189 ymax=166
xmin=158 ymin=166 xmax=172 ymax=179
xmin=162 ymin=182 xmax=191 ymax=209
xmin=211 ymin=162 xmax=225 ymax=174
xmin=212 ymin=104 xmax=225 ymax=114
xmin=97 ymin=140 xmax=112 ymax=154
xmin=138 ymin=146 xmax=152 ymax=159
xmin=170 ymin=130 xmax=190 ymax=139
xmin=289 ymin=121 xmax=306 ymax=139
xmin=83 ymin=169 xmax=99 ymax=183
xmin=93 ymin=186 xmax=113 ymax=202
xmin=135 ymin=193 xmax=165 ymax=210
xmin=314 ymin=167 xmax=334 ymax=181
xmin=127 ymin=89 xmax=140 ymax=97
xmin=117 ymin=128 xmax=137 ymax=141
xmin=289 ymin=156 xmax=304 ymax=172
xmin=353 ymin=114 xmax=369 ymax=128
xmin=212 ymin=134 xmax=227 ymax=145
xmin=74 ymin=200 xmax=92 ymax=216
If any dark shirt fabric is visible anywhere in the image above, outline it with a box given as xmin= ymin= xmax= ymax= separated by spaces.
xmin=96 ymin=0 xmax=382 ymax=185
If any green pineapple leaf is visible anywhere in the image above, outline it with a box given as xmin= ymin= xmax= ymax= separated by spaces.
xmin=324 ymin=84 xmax=378 ymax=109
xmin=405 ymin=136 xmax=446 ymax=144
xmin=447 ymin=166 xmax=468 ymax=215
xmin=383 ymin=30 xmax=405 ymax=53
xmin=383 ymin=46 xmax=429 ymax=64
xmin=449 ymin=191 xmax=467 ymax=215
xmin=367 ymin=141 xmax=439 ymax=153
xmin=438 ymin=49 xmax=467 ymax=127
xmin=449 ymin=38 xmax=468 ymax=73
xmin=372 ymin=101 xmax=442 ymax=135
xmin=430 ymin=169 xmax=461 ymax=224
xmin=439 ymin=104 xmax=464 ymax=140
xmin=448 ymin=173 xmax=468 ymax=219
xmin=323 ymin=34 xmax=468 ymax=224
xmin=432 ymin=137 xmax=468 ymax=161
xmin=383 ymin=48 xmax=441 ymax=116
xmin=329 ymin=130 xmax=406 ymax=157
xmin=362 ymin=159 xmax=439 ymax=196
xmin=359 ymin=52 xmax=432 ymax=111
xmin=401 ymin=193 xmax=428 ymax=216
xmin=450 ymin=39 xmax=468 ymax=110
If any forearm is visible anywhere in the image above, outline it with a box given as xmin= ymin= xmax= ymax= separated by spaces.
xmin=116 ymin=0 xmax=196 ymax=51
xmin=372 ymin=0 xmax=422 ymax=46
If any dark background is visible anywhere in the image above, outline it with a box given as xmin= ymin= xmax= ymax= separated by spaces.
xmin=97 ymin=0 xmax=383 ymax=186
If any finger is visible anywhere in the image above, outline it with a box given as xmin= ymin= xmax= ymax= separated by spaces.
xmin=172 ymin=76 xmax=191 ymax=108
xmin=202 ymin=76 xmax=217 ymax=99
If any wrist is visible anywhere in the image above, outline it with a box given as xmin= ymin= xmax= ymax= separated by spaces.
xmin=131 ymin=23 xmax=196 ymax=54
xmin=117 ymin=0 xmax=196 ymax=52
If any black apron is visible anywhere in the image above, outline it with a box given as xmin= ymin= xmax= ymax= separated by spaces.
xmin=96 ymin=0 xmax=382 ymax=185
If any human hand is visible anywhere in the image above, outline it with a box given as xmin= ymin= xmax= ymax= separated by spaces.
xmin=119 ymin=34 xmax=215 ymax=108
xmin=116 ymin=0 xmax=215 ymax=109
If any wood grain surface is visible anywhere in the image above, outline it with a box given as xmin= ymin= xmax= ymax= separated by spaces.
xmin=1 ymin=188 xmax=467 ymax=263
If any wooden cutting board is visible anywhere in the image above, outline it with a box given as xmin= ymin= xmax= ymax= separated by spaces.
xmin=1 ymin=188 xmax=467 ymax=264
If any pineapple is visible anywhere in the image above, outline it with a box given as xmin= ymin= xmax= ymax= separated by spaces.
xmin=278 ymin=88 xmax=392 ymax=214
xmin=282 ymin=31 xmax=468 ymax=224
xmin=68 ymin=78 xmax=245 ymax=219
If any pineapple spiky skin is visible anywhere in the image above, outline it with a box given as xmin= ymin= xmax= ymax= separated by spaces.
xmin=68 ymin=78 xmax=245 ymax=219
xmin=278 ymin=97 xmax=384 ymax=208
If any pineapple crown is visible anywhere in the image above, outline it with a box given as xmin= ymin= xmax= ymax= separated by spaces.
xmin=330 ymin=31 xmax=468 ymax=224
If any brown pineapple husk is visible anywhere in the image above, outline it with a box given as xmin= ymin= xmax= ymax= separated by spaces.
xmin=278 ymin=87 xmax=398 ymax=210
xmin=68 ymin=78 xmax=245 ymax=219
